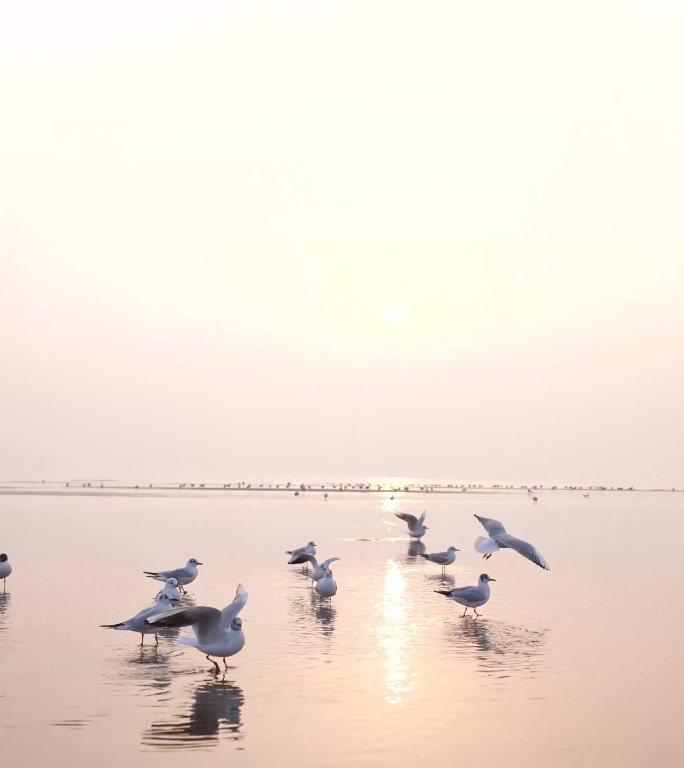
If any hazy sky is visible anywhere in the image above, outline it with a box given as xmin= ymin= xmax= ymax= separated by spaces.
xmin=2 ymin=1 xmax=683 ymax=487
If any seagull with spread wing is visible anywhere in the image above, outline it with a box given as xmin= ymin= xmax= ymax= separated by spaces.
xmin=473 ymin=514 xmax=550 ymax=570
xmin=147 ymin=584 xmax=248 ymax=673
xmin=394 ymin=511 xmax=428 ymax=539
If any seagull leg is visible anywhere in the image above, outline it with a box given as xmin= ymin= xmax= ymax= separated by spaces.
xmin=474 ymin=608 xmax=481 ymax=617
xmin=461 ymin=607 xmax=468 ymax=618
xmin=155 ymin=634 xmax=159 ymax=645
xmin=223 ymin=657 xmax=228 ymax=670
xmin=140 ymin=634 xmax=145 ymax=646
xmin=206 ymin=655 xmax=220 ymax=674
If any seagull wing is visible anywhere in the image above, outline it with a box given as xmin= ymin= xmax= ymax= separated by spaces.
xmin=498 ymin=533 xmax=550 ymax=570
xmin=417 ymin=511 xmax=427 ymax=526
xmin=151 ymin=566 xmax=189 ymax=581
xmin=395 ymin=512 xmax=418 ymax=527
xmin=473 ymin=514 xmax=507 ymax=537
xmin=321 ymin=557 xmax=341 ymax=568
xmin=221 ymin=584 xmax=248 ymax=629
xmin=447 ymin=585 xmax=484 ymax=602
xmin=288 ymin=552 xmax=317 ymax=566
xmin=147 ymin=606 xmax=223 ymax=642
xmin=428 ymin=552 xmax=450 ymax=564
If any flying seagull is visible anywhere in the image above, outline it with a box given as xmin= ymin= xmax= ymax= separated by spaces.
xmin=473 ymin=514 xmax=550 ymax=570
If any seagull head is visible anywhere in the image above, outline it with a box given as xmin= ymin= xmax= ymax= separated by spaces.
xmin=188 ymin=558 xmax=203 ymax=566
xmin=166 ymin=578 xmax=178 ymax=586
xmin=448 ymin=546 xmax=460 ymax=552
xmin=0 ymin=554 xmax=7 ymax=563
xmin=231 ymin=617 xmax=243 ymax=631
xmin=480 ymin=574 xmax=496 ymax=583
xmin=156 ymin=593 xmax=174 ymax=605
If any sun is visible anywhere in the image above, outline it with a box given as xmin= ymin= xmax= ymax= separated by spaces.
xmin=385 ymin=308 xmax=407 ymax=328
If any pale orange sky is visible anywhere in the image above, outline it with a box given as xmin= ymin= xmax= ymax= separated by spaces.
xmin=2 ymin=1 xmax=683 ymax=486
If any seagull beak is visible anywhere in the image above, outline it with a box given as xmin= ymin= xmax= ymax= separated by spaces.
xmin=489 ymin=578 xmax=496 ymax=582
xmin=196 ymin=562 xmax=204 ymax=566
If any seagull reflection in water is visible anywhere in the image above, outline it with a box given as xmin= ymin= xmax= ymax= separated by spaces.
xmin=288 ymin=590 xmax=337 ymax=647
xmin=142 ymin=680 xmax=245 ymax=750
xmin=446 ymin=618 xmax=548 ymax=677
xmin=405 ymin=540 xmax=426 ymax=560
xmin=0 ymin=590 xmax=10 ymax=642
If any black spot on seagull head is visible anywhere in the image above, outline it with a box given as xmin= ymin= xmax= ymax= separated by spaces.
xmin=0 ymin=554 xmax=7 ymax=562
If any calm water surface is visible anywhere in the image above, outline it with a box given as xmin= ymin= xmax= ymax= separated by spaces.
xmin=0 ymin=487 xmax=682 ymax=766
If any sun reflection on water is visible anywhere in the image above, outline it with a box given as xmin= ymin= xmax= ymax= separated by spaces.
xmin=376 ymin=560 xmax=415 ymax=705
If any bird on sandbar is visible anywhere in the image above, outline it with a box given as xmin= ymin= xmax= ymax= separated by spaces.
xmin=395 ymin=511 xmax=428 ymax=539
xmin=435 ymin=573 xmax=496 ymax=617
xmin=473 ymin=514 xmax=550 ymax=570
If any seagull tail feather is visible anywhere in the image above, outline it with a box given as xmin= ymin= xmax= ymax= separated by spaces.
xmin=434 ymin=590 xmax=452 ymax=597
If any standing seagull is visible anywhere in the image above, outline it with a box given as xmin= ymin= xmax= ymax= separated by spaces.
xmin=315 ymin=565 xmax=337 ymax=600
xmin=289 ymin=554 xmax=341 ymax=583
xmin=419 ymin=545 xmax=459 ymax=576
xmin=435 ymin=574 xmax=496 ymax=617
xmin=143 ymin=558 xmax=203 ymax=593
xmin=155 ymin=577 xmax=182 ymax=602
xmin=100 ymin=592 xmax=176 ymax=645
xmin=0 ymin=554 xmax=11 ymax=590
xmin=395 ymin=511 xmax=428 ymax=539
xmin=473 ymin=514 xmax=550 ymax=570
xmin=286 ymin=541 xmax=316 ymax=562
xmin=147 ymin=584 xmax=248 ymax=674
xmin=286 ymin=541 xmax=317 ymax=570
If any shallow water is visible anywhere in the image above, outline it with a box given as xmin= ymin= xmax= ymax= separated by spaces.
xmin=0 ymin=486 xmax=682 ymax=766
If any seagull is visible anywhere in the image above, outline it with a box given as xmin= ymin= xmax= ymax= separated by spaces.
xmin=289 ymin=554 xmax=341 ymax=583
xmin=286 ymin=541 xmax=317 ymax=569
xmin=0 ymin=554 xmax=11 ymax=589
xmin=419 ymin=545 xmax=459 ymax=576
xmin=435 ymin=573 xmax=496 ymax=617
xmin=315 ymin=565 xmax=337 ymax=599
xmin=146 ymin=584 xmax=248 ymax=674
xmin=155 ymin=577 xmax=182 ymax=602
xmin=473 ymin=514 xmax=550 ymax=570
xmin=100 ymin=592 xmax=176 ymax=645
xmin=143 ymin=558 xmax=203 ymax=592
xmin=395 ymin=511 xmax=428 ymax=539
xmin=286 ymin=541 xmax=316 ymax=561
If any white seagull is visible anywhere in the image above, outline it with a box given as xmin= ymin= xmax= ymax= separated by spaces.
xmin=147 ymin=584 xmax=248 ymax=674
xmin=286 ymin=541 xmax=317 ymax=562
xmin=419 ymin=545 xmax=459 ymax=575
xmin=395 ymin=511 xmax=428 ymax=539
xmin=315 ymin=565 xmax=337 ymax=599
xmin=155 ymin=577 xmax=182 ymax=602
xmin=0 ymin=552 xmax=12 ymax=589
xmin=473 ymin=514 xmax=550 ymax=570
xmin=0 ymin=554 xmax=11 ymax=589
xmin=101 ymin=592 xmax=176 ymax=645
xmin=143 ymin=558 xmax=203 ymax=592
xmin=289 ymin=554 xmax=341 ymax=582
xmin=435 ymin=573 xmax=496 ymax=617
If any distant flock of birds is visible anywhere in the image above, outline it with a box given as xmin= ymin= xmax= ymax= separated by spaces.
xmin=0 ymin=509 xmax=549 ymax=675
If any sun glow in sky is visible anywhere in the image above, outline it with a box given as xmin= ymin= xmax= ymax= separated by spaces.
xmin=2 ymin=1 xmax=684 ymax=485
